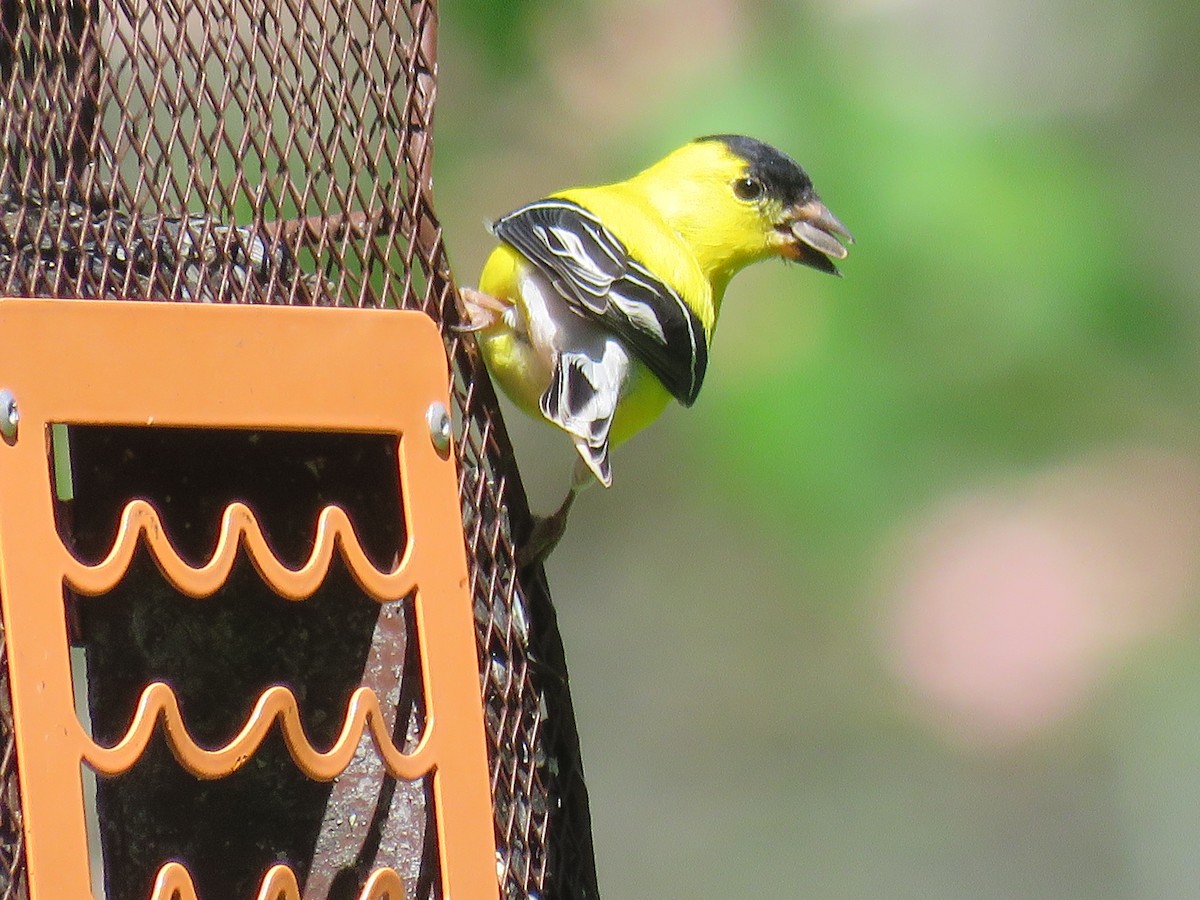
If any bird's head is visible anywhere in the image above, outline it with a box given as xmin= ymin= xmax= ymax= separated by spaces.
xmin=631 ymin=134 xmax=853 ymax=280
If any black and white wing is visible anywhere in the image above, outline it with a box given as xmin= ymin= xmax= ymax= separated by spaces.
xmin=492 ymin=198 xmax=709 ymax=406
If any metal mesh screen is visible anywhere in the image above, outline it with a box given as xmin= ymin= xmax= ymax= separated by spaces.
xmin=0 ymin=0 xmax=598 ymax=896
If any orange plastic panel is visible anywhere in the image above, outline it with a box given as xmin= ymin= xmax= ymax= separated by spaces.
xmin=0 ymin=298 xmax=497 ymax=899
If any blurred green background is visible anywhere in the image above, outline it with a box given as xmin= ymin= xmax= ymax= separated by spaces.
xmin=434 ymin=1 xmax=1200 ymax=896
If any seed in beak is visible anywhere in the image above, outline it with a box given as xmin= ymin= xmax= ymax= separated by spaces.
xmin=791 ymin=219 xmax=850 ymax=260
xmin=788 ymin=198 xmax=853 ymax=261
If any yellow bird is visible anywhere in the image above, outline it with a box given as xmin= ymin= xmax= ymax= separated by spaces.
xmin=461 ymin=135 xmax=852 ymax=563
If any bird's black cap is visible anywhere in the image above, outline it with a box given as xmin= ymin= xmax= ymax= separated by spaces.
xmin=696 ymin=134 xmax=814 ymax=206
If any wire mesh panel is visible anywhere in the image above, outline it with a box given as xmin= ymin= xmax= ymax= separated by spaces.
xmin=0 ymin=0 xmax=599 ymax=897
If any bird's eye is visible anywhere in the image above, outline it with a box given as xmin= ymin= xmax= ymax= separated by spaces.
xmin=733 ymin=177 xmax=764 ymax=201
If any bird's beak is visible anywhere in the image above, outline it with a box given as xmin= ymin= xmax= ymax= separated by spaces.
xmin=776 ymin=197 xmax=854 ymax=275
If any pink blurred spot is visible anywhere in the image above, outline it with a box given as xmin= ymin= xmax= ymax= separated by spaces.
xmin=881 ymin=449 xmax=1200 ymax=748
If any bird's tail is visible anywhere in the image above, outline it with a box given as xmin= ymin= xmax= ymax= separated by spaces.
xmin=539 ymin=350 xmax=622 ymax=488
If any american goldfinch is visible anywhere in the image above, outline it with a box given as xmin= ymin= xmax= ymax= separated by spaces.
xmin=462 ymin=134 xmax=852 ymax=562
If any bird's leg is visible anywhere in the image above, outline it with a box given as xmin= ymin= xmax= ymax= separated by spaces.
xmin=455 ymin=286 xmax=511 ymax=333
xmin=518 ymin=488 xmax=577 ymax=569
xmin=518 ymin=459 xmax=595 ymax=568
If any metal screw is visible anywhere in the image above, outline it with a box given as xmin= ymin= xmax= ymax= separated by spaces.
xmin=0 ymin=390 xmax=17 ymax=442
xmin=426 ymin=401 xmax=451 ymax=458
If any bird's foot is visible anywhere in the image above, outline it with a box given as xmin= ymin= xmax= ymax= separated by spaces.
xmin=518 ymin=489 xmax=578 ymax=569
xmin=454 ymin=287 xmax=510 ymax=333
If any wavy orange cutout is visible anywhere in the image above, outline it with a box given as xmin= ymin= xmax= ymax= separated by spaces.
xmin=83 ymin=681 xmax=431 ymax=781
xmin=151 ymin=861 xmax=406 ymax=900
xmin=61 ymin=499 xmax=416 ymax=601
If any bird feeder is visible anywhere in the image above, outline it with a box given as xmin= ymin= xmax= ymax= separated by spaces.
xmin=0 ymin=1 xmax=598 ymax=898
